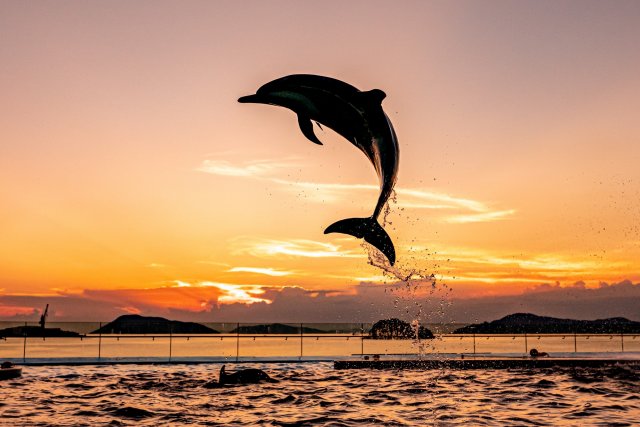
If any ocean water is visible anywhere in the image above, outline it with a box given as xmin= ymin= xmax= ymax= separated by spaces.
xmin=2 ymin=362 xmax=639 ymax=426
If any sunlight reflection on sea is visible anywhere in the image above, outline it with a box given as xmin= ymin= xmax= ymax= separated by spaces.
xmin=2 ymin=363 xmax=639 ymax=426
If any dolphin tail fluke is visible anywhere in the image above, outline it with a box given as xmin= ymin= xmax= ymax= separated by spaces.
xmin=324 ymin=217 xmax=395 ymax=265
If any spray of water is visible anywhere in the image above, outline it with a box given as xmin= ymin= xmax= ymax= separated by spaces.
xmin=364 ymin=191 xmax=454 ymax=356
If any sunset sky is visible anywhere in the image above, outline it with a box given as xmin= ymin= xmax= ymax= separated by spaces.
xmin=1 ymin=1 xmax=639 ymax=322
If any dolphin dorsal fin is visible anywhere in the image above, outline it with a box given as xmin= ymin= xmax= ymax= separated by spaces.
xmin=357 ymin=89 xmax=386 ymax=105
xmin=297 ymin=114 xmax=323 ymax=145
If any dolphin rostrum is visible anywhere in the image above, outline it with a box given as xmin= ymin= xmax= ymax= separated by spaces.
xmin=238 ymin=74 xmax=399 ymax=265
xmin=218 ymin=365 xmax=278 ymax=385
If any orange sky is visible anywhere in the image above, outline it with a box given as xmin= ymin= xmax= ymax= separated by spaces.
xmin=1 ymin=1 xmax=639 ymax=320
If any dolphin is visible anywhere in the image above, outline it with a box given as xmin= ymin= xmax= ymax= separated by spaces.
xmin=218 ymin=365 xmax=278 ymax=385
xmin=238 ymin=74 xmax=399 ymax=265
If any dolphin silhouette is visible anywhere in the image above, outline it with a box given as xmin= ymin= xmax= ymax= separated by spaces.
xmin=238 ymin=74 xmax=399 ymax=265
xmin=218 ymin=365 xmax=278 ymax=385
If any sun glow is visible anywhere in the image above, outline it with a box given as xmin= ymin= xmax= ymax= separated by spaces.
xmin=190 ymin=281 xmax=271 ymax=305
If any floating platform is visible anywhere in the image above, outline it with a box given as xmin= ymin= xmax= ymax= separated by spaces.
xmin=334 ymin=355 xmax=640 ymax=370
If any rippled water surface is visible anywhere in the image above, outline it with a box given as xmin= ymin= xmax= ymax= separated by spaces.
xmin=2 ymin=363 xmax=639 ymax=426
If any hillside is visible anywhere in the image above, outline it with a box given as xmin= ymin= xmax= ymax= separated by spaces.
xmin=91 ymin=315 xmax=219 ymax=334
xmin=454 ymin=313 xmax=640 ymax=334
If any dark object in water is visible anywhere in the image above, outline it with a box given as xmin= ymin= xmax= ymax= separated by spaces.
xmin=219 ymin=365 xmax=278 ymax=385
xmin=369 ymin=318 xmax=434 ymax=339
xmin=239 ymin=74 xmax=400 ymax=265
xmin=112 ymin=406 xmax=155 ymax=418
xmin=0 ymin=361 xmax=22 ymax=380
xmin=529 ymin=348 xmax=549 ymax=358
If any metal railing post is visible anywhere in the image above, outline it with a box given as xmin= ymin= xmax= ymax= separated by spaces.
xmin=168 ymin=324 xmax=173 ymax=363
xmin=574 ymin=332 xmax=577 ymax=353
xmin=23 ymin=322 xmax=27 ymax=363
xmin=361 ymin=323 xmax=364 ymax=357
xmin=236 ymin=323 xmax=240 ymax=362
xmin=621 ymin=333 xmax=624 ymax=352
xmin=300 ymin=323 xmax=303 ymax=360
xmin=472 ymin=333 xmax=476 ymax=354
xmin=524 ymin=333 xmax=528 ymax=354
xmin=98 ymin=322 xmax=102 ymax=361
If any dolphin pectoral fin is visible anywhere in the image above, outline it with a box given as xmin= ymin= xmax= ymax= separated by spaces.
xmin=324 ymin=217 xmax=395 ymax=265
xmin=297 ymin=115 xmax=323 ymax=145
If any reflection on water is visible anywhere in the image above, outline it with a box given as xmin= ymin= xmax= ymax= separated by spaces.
xmin=1 ymin=362 xmax=639 ymax=425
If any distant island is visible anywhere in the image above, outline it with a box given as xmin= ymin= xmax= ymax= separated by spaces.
xmin=91 ymin=315 xmax=219 ymax=334
xmin=369 ymin=318 xmax=434 ymax=339
xmin=231 ymin=323 xmax=324 ymax=334
xmin=454 ymin=313 xmax=640 ymax=334
xmin=0 ymin=325 xmax=80 ymax=338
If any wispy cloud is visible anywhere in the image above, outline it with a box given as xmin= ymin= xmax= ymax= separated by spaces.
xmin=232 ymin=237 xmax=364 ymax=259
xmin=2 ymin=280 xmax=639 ymax=322
xmin=227 ymin=267 xmax=293 ymax=277
xmin=197 ymin=159 xmax=298 ymax=177
xmin=197 ymin=157 xmax=515 ymax=223
xmin=446 ymin=210 xmax=517 ymax=224
xmin=396 ymin=245 xmax=632 ymax=287
xmin=147 ymin=263 xmax=167 ymax=268
xmin=186 ymin=281 xmax=271 ymax=305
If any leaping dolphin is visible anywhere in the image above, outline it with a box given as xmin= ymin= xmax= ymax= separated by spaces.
xmin=238 ymin=74 xmax=399 ymax=265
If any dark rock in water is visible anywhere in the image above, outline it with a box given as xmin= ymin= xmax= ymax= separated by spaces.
xmin=454 ymin=313 xmax=640 ymax=334
xmin=368 ymin=318 xmax=434 ymax=339
xmin=230 ymin=323 xmax=324 ymax=334
xmin=91 ymin=315 xmax=219 ymax=334
xmin=112 ymin=406 xmax=154 ymax=418
xmin=203 ymin=380 xmax=221 ymax=389
xmin=0 ymin=326 xmax=80 ymax=338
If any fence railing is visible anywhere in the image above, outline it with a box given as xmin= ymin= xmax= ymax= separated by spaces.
xmin=1 ymin=322 xmax=639 ymax=363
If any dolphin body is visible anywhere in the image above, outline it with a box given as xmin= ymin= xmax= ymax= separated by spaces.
xmin=218 ymin=365 xmax=278 ymax=385
xmin=238 ymin=74 xmax=399 ymax=265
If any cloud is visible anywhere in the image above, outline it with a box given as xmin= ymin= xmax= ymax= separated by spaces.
xmin=446 ymin=209 xmax=517 ymax=224
xmin=0 ymin=304 xmax=36 ymax=317
xmin=195 ymin=281 xmax=271 ymax=305
xmin=231 ymin=237 xmax=364 ymax=259
xmin=227 ymin=267 xmax=293 ymax=277
xmin=398 ymin=246 xmax=632 ymax=288
xmin=198 ymin=157 xmax=515 ymax=223
xmin=170 ymin=280 xmax=272 ymax=305
xmin=168 ymin=279 xmax=640 ymax=323
xmin=197 ymin=159 xmax=298 ymax=177
xmin=1 ymin=280 xmax=638 ymax=323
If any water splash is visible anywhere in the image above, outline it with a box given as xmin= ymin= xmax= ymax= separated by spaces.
xmin=364 ymin=195 xmax=454 ymax=355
